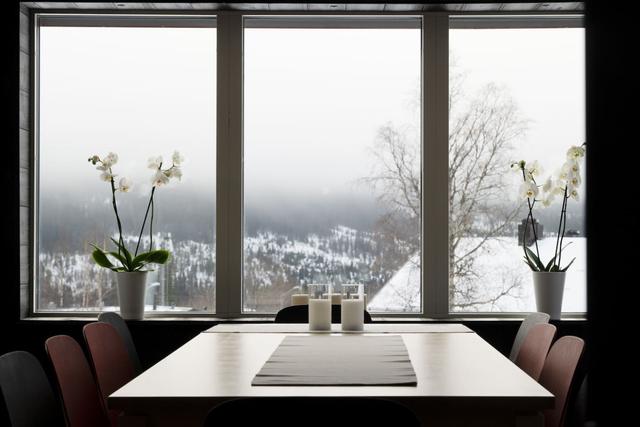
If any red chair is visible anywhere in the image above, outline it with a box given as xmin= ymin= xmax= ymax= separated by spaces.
xmin=83 ymin=322 xmax=135 ymax=426
xmin=45 ymin=335 xmax=110 ymax=427
xmin=539 ymin=336 xmax=585 ymax=427
xmin=514 ymin=323 xmax=557 ymax=381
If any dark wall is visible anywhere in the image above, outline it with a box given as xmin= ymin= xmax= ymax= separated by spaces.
xmin=1 ymin=1 xmax=635 ymax=426
xmin=584 ymin=1 xmax=637 ymax=425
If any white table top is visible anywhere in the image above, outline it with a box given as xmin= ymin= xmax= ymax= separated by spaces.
xmin=109 ymin=331 xmax=552 ymax=414
xmin=204 ymin=322 xmax=473 ymax=333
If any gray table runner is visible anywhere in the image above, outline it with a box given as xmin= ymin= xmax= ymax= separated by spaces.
xmin=252 ymin=335 xmax=417 ymax=386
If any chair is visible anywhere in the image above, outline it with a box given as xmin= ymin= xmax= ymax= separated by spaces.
xmin=509 ymin=312 xmax=551 ymax=361
xmin=565 ymin=373 xmax=589 ymax=427
xmin=539 ymin=336 xmax=585 ymax=427
xmin=274 ymin=304 xmax=373 ymax=324
xmin=98 ymin=312 xmax=143 ymax=375
xmin=45 ymin=335 xmax=110 ymax=427
xmin=203 ymin=397 xmax=420 ymax=427
xmin=0 ymin=351 xmax=65 ymax=427
xmin=83 ymin=322 xmax=135 ymax=426
xmin=514 ymin=323 xmax=557 ymax=381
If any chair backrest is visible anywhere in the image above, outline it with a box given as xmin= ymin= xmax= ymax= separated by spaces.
xmin=565 ymin=373 xmax=589 ymax=427
xmin=98 ymin=312 xmax=142 ymax=375
xmin=204 ymin=397 xmax=420 ymax=427
xmin=45 ymin=335 xmax=110 ymax=427
xmin=539 ymin=336 xmax=585 ymax=427
xmin=274 ymin=304 xmax=373 ymax=324
xmin=0 ymin=351 xmax=65 ymax=427
xmin=83 ymin=322 xmax=135 ymax=426
xmin=509 ymin=312 xmax=551 ymax=361
xmin=514 ymin=323 xmax=557 ymax=381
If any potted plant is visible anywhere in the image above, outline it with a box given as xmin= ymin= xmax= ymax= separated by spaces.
xmin=88 ymin=151 xmax=183 ymax=319
xmin=511 ymin=144 xmax=586 ymax=319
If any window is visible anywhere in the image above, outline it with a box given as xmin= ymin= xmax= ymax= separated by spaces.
xmin=36 ymin=16 xmax=216 ymax=313
xmin=243 ymin=18 xmax=422 ymax=314
xmin=26 ymin=11 xmax=585 ymax=318
xmin=448 ymin=20 xmax=586 ymax=313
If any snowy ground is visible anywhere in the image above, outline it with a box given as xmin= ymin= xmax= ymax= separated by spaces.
xmin=49 ymin=305 xmax=193 ymax=313
xmin=369 ymin=237 xmax=586 ymax=313
xmin=39 ymin=229 xmax=585 ymax=314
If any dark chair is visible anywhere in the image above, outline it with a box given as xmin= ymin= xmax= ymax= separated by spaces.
xmin=98 ymin=312 xmax=143 ymax=375
xmin=539 ymin=336 xmax=585 ymax=427
xmin=0 ymin=351 xmax=65 ymax=427
xmin=83 ymin=322 xmax=135 ymax=427
xmin=566 ymin=373 xmax=590 ymax=427
xmin=514 ymin=323 xmax=557 ymax=381
xmin=509 ymin=312 xmax=551 ymax=361
xmin=45 ymin=335 xmax=110 ymax=427
xmin=274 ymin=304 xmax=373 ymax=324
xmin=203 ymin=397 xmax=420 ymax=427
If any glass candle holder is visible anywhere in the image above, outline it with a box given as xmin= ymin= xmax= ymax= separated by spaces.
xmin=308 ymin=284 xmax=331 ymax=331
xmin=291 ymin=284 xmax=309 ymax=306
xmin=341 ymin=284 xmax=365 ymax=331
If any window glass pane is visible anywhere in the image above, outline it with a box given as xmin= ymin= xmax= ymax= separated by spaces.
xmin=448 ymin=26 xmax=585 ymax=312
xmin=243 ymin=23 xmax=421 ymax=313
xmin=37 ymin=24 xmax=216 ymax=312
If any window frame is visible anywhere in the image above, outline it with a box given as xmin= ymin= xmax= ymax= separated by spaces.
xmin=30 ymin=13 xmax=219 ymax=318
xmin=25 ymin=9 xmax=586 ymax=319
xmin=444 ymin=14 xmax=586 ymax=319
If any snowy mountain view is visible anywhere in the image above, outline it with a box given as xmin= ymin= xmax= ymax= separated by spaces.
xmin=38 ymin=221 xmax=585 ymax=314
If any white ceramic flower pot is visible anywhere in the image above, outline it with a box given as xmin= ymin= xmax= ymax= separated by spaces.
xmin=116 ymin=271 xmax=148 ymax=320
xmin=532 ymin=271 xmax=566 ymax=320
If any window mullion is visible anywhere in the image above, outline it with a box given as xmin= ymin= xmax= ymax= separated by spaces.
xmin=216 ymin=12 xmax=243 ymax=317
xmin=422 ymin=13 xmax=450 ymax=318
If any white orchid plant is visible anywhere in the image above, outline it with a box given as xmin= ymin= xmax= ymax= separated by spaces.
xmin=87 ymin=151 xmax=183 ymax=272
xmin=511 ymin=143 xmax=586 ymax=272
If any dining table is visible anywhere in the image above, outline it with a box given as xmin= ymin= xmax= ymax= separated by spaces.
xmin=108 ymin=323 xmax=553 ymax=427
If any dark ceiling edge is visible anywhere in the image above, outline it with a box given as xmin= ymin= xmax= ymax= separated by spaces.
xmin=19 ymin=2 xmax=585 ymax=12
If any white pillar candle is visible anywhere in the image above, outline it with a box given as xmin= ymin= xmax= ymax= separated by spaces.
xmin=341 ymin=299 xmax=364 ymax=331
xmin=323 ymin=293 xmax=342 ymax=305
xmin=308 ymin=298 xmax=331 ymax=331
xmin=291 ymin=294 xmax=309 ymax=306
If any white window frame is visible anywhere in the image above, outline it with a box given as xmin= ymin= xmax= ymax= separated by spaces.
xmin=28 ymin=10 xmax=585 ymax=319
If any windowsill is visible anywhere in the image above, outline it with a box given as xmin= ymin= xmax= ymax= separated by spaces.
xmin=19 ymin=315 xmax=587 ymax=323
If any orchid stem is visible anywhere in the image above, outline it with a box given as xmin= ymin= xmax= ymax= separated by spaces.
xmin=135 ymin=186 xmax=156 ymax=256
xmin=109 ymin=172 xmax=125 ymax=258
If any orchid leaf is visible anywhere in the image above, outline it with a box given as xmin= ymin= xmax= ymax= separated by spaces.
xmin=110 ymin=237 xmax=133 ymax=270
xmin=131 ymin=252 xmax=151 ymax=270
xmin=561 ymin=241 xmax=574 ymax=251
xmin=143 ymin=249 xmax=170 ymax=265
xmin=131 ymin=250 xmax=170 ymax=270
xmin=91 ymin=246 xmax=115 ymax=270
xmin=523 ymin=257 xmax=538 ymax=271
xmin=108 ymin=252 xmax=129 ymax=269
xmin=560 ymin=257 xmax=576 ymax=272
xmin=110 ymin=237 xmax=121 ymax=249
xmin=524 ymin=247 xmax=545 ymax=271
xmin=544 ymin=256 xmax=557 ymax=272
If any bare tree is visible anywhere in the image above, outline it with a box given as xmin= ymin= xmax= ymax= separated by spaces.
xmin=365 ymin=70 xmax=528 ymax=310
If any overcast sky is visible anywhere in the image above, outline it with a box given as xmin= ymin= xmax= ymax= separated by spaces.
xmin=39 ymin=26 xmax=585 ymax=206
